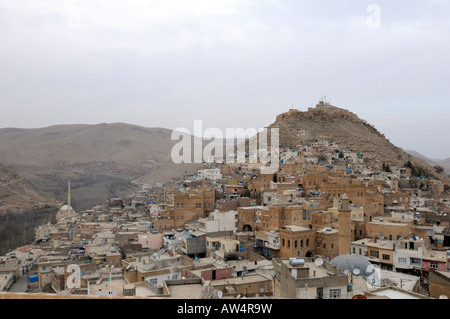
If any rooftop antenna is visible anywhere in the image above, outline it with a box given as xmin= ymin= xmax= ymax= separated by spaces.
xmin=319 ymin=94 xmax=324 ymax=105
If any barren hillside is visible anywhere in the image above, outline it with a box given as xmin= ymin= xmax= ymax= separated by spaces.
xmin=0 ymin=123 xmax=177 ymax=166
xmin=0 ymin=163 xmax=60 ymax=255
xmin=0 ymin=123 xmax=205 ymax=210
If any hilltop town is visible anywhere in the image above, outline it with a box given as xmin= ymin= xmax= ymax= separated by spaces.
xmin=1 ymin=104 xmax=450 ymax=300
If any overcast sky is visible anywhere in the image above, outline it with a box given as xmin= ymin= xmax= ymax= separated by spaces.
xmin=0 ymin=0 xmax=449 ymax=159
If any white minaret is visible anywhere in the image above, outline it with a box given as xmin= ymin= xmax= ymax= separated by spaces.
xmin=68 ymin=179 xmax=71 ymax=214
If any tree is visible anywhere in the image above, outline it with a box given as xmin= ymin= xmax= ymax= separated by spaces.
xmin=338 ymin=150 xmax=344 ymax=159
xmin=382 ymin=163 xmax=392 ymax=173
xmin=434 ymin=165 xmax=444 ymax=174
xmin=404 ymin=160 xmax=413 ymax=169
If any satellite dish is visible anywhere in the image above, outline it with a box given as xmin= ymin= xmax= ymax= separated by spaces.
xmin=217 ymin=291 xmax=223 ymax=299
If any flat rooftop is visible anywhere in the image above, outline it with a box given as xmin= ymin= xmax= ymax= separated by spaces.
xmin=379 ymin=270 xmax=420 ymax=292
xmin=134 ymin=284 xmax=159 ymax=298
xmin=351 ymin=238 xmax=395 ymax=249
xmin=210 ymin=274 xmax=271 ymax=287
xmin=367 ymin=287 xmax=428 ymax=299
xmin=239 ymin=206 xmax=268 ymax=211
xmin=227 ymin=259 xmax=273 ymax=272
xmin=283 ymin=225 xmax=311 ymax=232
xmin=281 ymin=260 xmax=334 ymax=278
xmin=316 ymin=228 xmax=339 ymax=234
xmin=368 ymin=221 xmax=408 ymax=227
xmin=89 ymin=277 xmax=128 ymax=296
xmin=422 ymin=250 xmax=447 ymax=262
xmin=168 ymin=284 xmax=203 ymax=299
xmin=126 ymin=253 xmax=182 ymax=272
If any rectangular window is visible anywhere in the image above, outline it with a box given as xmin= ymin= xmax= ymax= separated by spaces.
xmin=410 ymin=258 xmax=421 ymax=266
xmin=329 ymin=289 xmax=341 ymax=299
xmin=303 ymin=210 xmax=311 ymax=220
xmin=369 ymin=250 xmax=379 ymax=258
xmin=382 ymin=254 xmax=390 ymax=261
xmin=398 ymin=257 xmax=407 ymax=264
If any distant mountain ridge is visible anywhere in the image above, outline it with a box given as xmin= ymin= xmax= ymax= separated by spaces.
xmin=0 ymin=123 xmax=177 ymax=166
xmin=0 ymin=123 xmax=206 ymax=211
xmin=404 ymin=149 xmax=450 ymax=174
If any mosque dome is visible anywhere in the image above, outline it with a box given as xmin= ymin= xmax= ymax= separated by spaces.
xmin=330 ymin=254 xmax=375 ymax=278
xmin=59 ymin=204 xmax=74 ymax=213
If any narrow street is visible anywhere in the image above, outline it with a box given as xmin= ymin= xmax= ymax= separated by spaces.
xmin=8 ymin=273 xmax=29 ymax=293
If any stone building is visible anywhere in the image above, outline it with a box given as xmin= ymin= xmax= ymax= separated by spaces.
xmin=279 ymin=225 xmax=316 ymax=258
xmin=172 ymin=187 xmax=215 ymax=228
xmin=272 ymin=257 xmax=348 ymax=299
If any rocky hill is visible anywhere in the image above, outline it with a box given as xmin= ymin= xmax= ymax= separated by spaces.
xmin=0 ymin=163 xmax=60 ymax=255
xmin=269 ymin=104 xmax=449 ymax=180
xmin=0 ymin=164 xmax=61 ymax=212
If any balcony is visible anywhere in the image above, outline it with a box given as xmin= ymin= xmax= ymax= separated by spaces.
xmin=265 ymin=242 xmax=280 ymax=250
